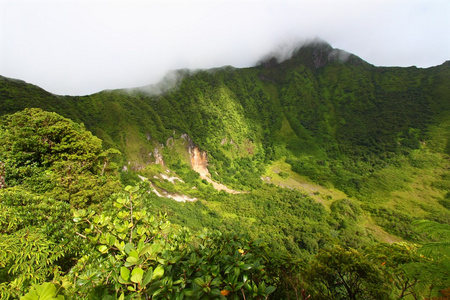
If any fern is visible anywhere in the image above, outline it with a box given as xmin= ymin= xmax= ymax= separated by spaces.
xmin=412 ymin=219 xmax=450 ymax=241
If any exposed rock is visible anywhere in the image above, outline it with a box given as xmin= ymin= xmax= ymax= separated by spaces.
xmin=138 ymin=175 xmax=196 ymax=202
xmin=160 ymin=172 xmax=184 ymax=184
xmin=166 ymin=137 xmax=174 ymax=147
xmin=153 ymin=146 xmax=165 ymax=166
xmin=190 ymin=146 xmax=210 ymax=178
xmin=181 ymin=133 xmax=195 ymax=149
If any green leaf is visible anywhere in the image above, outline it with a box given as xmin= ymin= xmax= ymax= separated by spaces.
xmin=152 ymin=288 xmax=164 ymax=297
xmin=98 ymin=245 xmax=108 ymax=254
xmin=124 ymin=243 xmax=134 ymax=254
xmin=139 ymin=245 xmax=152 ymax=257
xmin=115 ymin=240 xmax=125 ymax=252
xmin=240 ymin=264 xmax=252 ymax=270
xmin=126 ymin=256 xmax=139 ymax=266
xmin=194 ymin=277 xmax=205 ymax=287
xmin=131 ymin=267 xmax=144 ymax=284
xmin=118 ymin=276 xmax=132 ymax=285
xmin=210 ymin=289 xmax=222 ymax=297
xmin=73 ymin=209 xmax=86 ymax=218
xmin=244 ymin=283 xmax=252 ymax=291
xmin=129 ymin=249 xmax=139 ymax=258
xmin=120 ymin=267 xmax=130 ymax=281
xmin=108 ymin=235 xmax=116 ymax=246
xmin=127 ymin=286 xmax=136 ymax=292
xmin=265 ymin=286 xmax=276 ymax=295
xmin=142 ymin=267 xmax=153 ymax=286
xmin=211 ymin=277 xmax=221 ymax=287
xmin=137 ymin=239 xmax=144 ymax=252
xmin=21 ymin=282 xmax=64 ymax=300
xmin=152 ymin=266 xmax=165 ymax=280
xmin=234 ymin=266 xmax=240 ymax=277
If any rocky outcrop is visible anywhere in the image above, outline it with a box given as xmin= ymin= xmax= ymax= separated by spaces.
xmin=189 ymin=146 xmax=210 ymax=178
xmin=153 ymin=147 xmax=165 ymax=166
xmin=183 ymin=135 xmax=242 ymax=194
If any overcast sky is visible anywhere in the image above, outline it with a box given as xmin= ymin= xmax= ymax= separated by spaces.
xmin=1 ymin=0 xmax=449 ymax=95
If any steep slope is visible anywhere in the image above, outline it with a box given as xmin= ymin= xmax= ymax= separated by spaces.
xmin=1 ymin=41 xmax=449 ymax=244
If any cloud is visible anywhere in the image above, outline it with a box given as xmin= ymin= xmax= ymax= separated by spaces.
xmin=1 ymin=0 xmax=449 ymax=95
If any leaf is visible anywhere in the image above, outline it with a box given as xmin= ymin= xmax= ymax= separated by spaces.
xmin=124 ymin=243 xmax=134 ymax=254
xmin=211 ymin=277 xmax=221 ymax=287
xmin=118 ymin=276 xmax=132 ymax=285
xmin=139 ymin=245 xmax=152 ymax=257
xmin=152 ymin=288 xmax=164 ymax=297
xmin=126 ymin=256 xmax=139 ymax=266
xmin=194 ymin=277 xmax=205 ymax=287
xmin=131 ymin=267 xmax=144 ymax=284
xmin=98 ymin=245 xmax=108 ymax=254
xmin=21 ymin=282 xmax=64 ymax=300
xmin=108 ymin=235 xmax=116 ymax=246
xmin=239 ymin=264 xmax=252 ymax=270
xmin=120 ymin=267 xmax=130 ymax=281
xmin=234 ymin=266 xmax=240 ymax=277
xmin=73 ymin=209 xmax=86 ymax=218
xmin=265 ymin=286 xmax=276 ymax=295
xmin=210 ymin=289 xmax=222 ymax=297
xmin=115 ymin=240 xmax=125 ymax=252
xmin=152 ymin=266 xmax=165 ymax=280
xmin=142 ymin=267 xmax=153 ymax=286
xmin=127 ymin=286 xmax=136 ymax=292
xmin=129 ymin=250 xmax=139 ymax=258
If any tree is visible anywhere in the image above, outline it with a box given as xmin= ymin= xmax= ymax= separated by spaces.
xmin=0 ymin=108 xmax=121 ymax=207
xmin=306 ymin=245 xmax=389 ymax=299
xmin=69 ymin=182 xmax=277 ymax=299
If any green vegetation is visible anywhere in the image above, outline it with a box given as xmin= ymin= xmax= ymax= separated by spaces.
xmin=0 ymin=42 xmax=449 ymax=298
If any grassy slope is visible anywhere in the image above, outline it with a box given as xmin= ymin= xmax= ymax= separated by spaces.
xmin=0 ymin=44 xmax=449 ymax=246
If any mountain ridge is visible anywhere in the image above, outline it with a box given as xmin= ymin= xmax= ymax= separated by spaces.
xmin=1 ymin=41 xmax=450 ymax=298
xmin=2 ymin=40 xmax=448 ymax=97
xmin=1 ymin=40 xmax=449 ymax=201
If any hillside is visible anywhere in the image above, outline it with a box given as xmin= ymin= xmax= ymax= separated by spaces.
xmin=1 ymin=41 xmax=449 ymax=299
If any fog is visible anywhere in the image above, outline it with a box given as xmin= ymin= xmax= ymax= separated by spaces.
xmin=1 ymin=0 xmax=449 ymax=95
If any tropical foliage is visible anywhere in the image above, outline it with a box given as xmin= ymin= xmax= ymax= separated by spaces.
xmin=0 ymin=42 xmax=449 ymax=298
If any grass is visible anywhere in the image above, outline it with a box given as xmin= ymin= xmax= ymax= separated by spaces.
xmin=363 ymin=218 xmax=403 ymax=243
xmin=263 ymin=157 xmax=348 ymax=209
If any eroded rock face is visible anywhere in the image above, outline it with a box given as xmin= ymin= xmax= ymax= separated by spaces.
xmin=181 ymin=133 xmax=210 ymax=177
xmin=153 ymin=146 xmax=165 ymax=166
xmin=189 ymin=146 xmax=210 ymax=178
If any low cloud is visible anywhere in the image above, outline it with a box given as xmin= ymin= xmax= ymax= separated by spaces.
xmin=132 ymin=69 xmax=192 ymax=96
xmin=1 ymin=0 xmax=449 ymax=95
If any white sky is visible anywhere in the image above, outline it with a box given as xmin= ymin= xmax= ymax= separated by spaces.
xmin=1 ymin=0 xmax=449 ymax=95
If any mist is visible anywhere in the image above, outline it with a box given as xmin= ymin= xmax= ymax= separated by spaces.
xmin=1 ymin=0 xmax=449 ymax=95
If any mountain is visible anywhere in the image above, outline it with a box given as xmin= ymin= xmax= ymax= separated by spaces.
xmin=1 ymin=41 xmax=449 ymax=298
xmin=2 ymin=41 xmax=449 ymax=182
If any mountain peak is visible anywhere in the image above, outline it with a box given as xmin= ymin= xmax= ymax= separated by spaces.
xmin=257 ymin=39 xmax=367 ymax=69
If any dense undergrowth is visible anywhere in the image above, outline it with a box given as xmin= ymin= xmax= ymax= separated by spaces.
xmin=0 ymin=42 xmax=449 ymax=298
